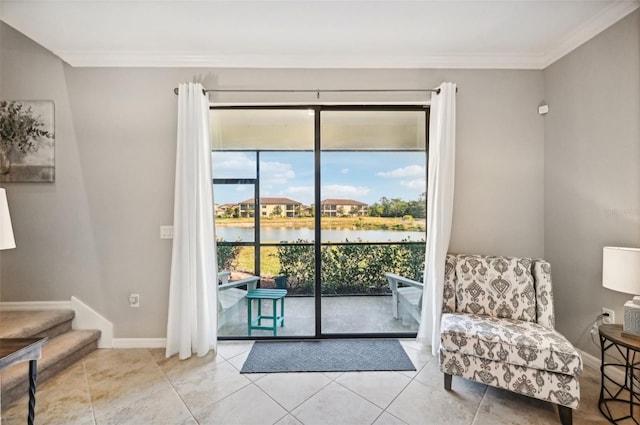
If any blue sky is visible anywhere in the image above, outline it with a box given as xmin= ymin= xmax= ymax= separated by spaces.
xmin=212 ymin=151 xmax=426 ymax=206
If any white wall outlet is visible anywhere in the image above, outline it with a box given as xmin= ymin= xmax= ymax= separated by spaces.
xmin=160 ymin=225 xmax=173 ymax=239
xmin=129 ymin=293 xmax=140 ymax=308
xmin=602 ymin=307 xmax=614 ymax=324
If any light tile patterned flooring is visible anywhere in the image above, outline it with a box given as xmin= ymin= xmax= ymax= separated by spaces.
xmin=1 ymin=340 xmax=612 ymax=425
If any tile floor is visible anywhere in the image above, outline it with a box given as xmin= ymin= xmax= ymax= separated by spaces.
xmin=0 ymin=340 xmax=615 ymax=425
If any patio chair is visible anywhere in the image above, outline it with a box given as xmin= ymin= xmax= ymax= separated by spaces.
xmin=385 ymin=273 xmax=423 ymax=325
xmin=217 ymin=271 xmax=260 ymax=328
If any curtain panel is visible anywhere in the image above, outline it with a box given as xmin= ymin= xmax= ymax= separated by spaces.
xmin=166 ymin=83 xmax=218 ymax=359
xmin=417 ymin=82 xmax=457 ymax=355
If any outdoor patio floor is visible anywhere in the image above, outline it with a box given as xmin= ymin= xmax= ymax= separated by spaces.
xmin=218 ymin=294 xmax=419 ymax=338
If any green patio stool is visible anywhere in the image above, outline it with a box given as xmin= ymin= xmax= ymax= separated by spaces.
xmin=246 ymin=289 xmax=287 ymax=336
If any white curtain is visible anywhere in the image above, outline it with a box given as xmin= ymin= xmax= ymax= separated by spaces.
xmin=417 ymin=82 xmax=457 ymax=356
xmin=166 ymin=83 xmax=218 ymax=359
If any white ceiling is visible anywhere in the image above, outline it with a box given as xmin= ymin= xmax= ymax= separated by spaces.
xmin=1 ymin=0 xmax=638 ymax=69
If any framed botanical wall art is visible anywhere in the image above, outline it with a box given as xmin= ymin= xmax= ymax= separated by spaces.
xmin=0 ymin=100 xmax=55 ymax=182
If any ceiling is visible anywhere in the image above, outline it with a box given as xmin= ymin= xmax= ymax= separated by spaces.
xmin=1 ymin=0 xmax=638 ymax=69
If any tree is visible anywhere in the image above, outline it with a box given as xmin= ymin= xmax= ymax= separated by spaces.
xmin=368 ymin=195 xmax=425 ymax=218
xmin=380 ymin=196 xmax=392 ymax=216
xmin=368 ymin=203 xmax=383 ymax=217
xmin=271 ymin=205 xmax=283 ymax=217
xmin=389 ymin=198 xmax=408 ymax=217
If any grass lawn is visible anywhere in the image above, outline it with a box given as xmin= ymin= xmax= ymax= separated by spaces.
xmin=236 ymin=246 xmax=280 ymax=277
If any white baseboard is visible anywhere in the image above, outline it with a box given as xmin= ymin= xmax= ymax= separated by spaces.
xmin=579 ymin=347 xmax=628 ymax=383
xmin=0 ymin=301 xmax=72 ymax=310
xmin=71 ymin=296 xmax=113 ymax=349
xmin=579 ymin=349 xmax=600 ymax=371
xmin=113 ymin=338 xmax=167 ymax=349
xmin=0 ymin=297 xmax=114 ymax=349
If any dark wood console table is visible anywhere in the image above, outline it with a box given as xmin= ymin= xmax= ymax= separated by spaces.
xmin=0 ymin=338 xmax=48 ymax=425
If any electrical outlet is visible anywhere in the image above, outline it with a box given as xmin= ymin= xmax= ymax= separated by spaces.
xmin=129 ymin=293 xmax=140 ymax=308
xmin=602 ymin=307 xmax=614 ymax=324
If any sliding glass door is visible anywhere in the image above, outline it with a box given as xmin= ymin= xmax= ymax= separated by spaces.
xmin=211 ymin=106 xmax=427 ymax=338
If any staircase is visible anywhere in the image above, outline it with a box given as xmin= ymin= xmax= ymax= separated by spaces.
xmin=0 ymin=309 xmax=101 ymax=408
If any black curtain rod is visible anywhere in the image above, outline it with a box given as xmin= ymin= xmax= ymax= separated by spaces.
xmin=172 ymin=87 xmax=442 ymax=96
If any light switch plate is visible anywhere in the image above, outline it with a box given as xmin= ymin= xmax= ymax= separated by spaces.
xmin=160 ymin=225 xmax=173 ymax=239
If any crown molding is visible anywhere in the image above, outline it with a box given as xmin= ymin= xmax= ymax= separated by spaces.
xmin=58 ymin=51 xmax=549 ymax=69
xmin=541 ymin=1 xmax=639 ymax=68
xmin=52 ymin=1 xmax=640 ymax=70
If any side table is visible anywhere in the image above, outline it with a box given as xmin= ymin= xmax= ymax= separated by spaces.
xmin=0 ymin=338 xmax=48 ymax=425
xmin=246 ymin=289 xmax=287 ymax=336
xmin=599 ymin=324 xmax=640 ymax=424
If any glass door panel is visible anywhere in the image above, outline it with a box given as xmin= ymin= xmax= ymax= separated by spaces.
xmin=258 ymin=151 xmax=315 ymax=337
xmin=320 ymin=110 xmax=427 ymax=335
xmin=211 ymin=108 xmax=315 ymax=338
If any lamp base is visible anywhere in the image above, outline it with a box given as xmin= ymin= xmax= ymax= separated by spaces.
xmin=623 ymin=298 xmax=640 ymax=339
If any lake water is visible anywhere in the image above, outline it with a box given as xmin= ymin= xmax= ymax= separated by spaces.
xmin=216 ymin=226 xmax=425 ymax=243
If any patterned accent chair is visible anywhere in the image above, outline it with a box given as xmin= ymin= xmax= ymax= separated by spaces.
xmin=440 ymin=254 xmax=582 ymax=425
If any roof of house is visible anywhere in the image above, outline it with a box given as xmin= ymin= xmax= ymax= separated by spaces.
xmin=238 ymin=197 xmax=303 ymax=206
xmin=321 ymin=199 xmax=368 ymax=206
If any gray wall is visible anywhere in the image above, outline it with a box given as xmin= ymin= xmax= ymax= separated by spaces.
xmin=0 ymin=23 xmax=546 ymax=338
xmin=544 ymin=11 xmax=640 ymax=356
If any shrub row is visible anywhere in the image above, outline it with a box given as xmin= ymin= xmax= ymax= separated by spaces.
xmin=276 ymin=239 xmax=425 ymax=295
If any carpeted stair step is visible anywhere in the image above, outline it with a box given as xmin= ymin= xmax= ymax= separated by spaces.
xmin=0 ymin=309 xmax=75 ymax=339
xmin=0 ymin=329 xmax=101 ymax=408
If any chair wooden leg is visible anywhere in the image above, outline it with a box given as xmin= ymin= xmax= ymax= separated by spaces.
xmin=557 ymin=405 xmax=572 ymax=425
xmin=444 ymin=373 xmax=452 ymax=391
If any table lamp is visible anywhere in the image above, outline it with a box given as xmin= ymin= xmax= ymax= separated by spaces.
xmin=0 ymin=188 xmax=15 ymax=250
xmin=602 ymin=246 xmax=640 ymax=339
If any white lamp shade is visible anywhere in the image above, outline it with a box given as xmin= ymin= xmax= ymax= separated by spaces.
xmin=0 ymin=188 xmax=15 ymax=250
xmin=603 ymin=246 xmax=640 ymax=294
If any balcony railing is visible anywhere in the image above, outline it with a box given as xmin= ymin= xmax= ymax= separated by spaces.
xmin=217 ymin=239 xmax=425 ymax=296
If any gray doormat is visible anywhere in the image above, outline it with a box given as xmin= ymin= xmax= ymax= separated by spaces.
xmin=240 ymin=339 xmax=416 ymax=373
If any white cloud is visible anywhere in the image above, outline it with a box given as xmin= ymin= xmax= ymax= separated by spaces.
xmin=322 ymin=184 xmax=370 ymax=199
xmin=341 ymin=168 xmax=349 ymax=174
xmin=211 ymin=152 xmax=296 ymax=188
xmin=212 ymin=152 xmax=255 ymax=176
xmin=401 ymin=178 xmax=426 ymax=190
xmin=377 ymin=165 xmax=426 ymax=179
xmin=260 ymin=161 xmax=296 ymax=187
xmin=285 ymin=186 xmax=314 ymax=195
xmin=281 ymin=186 xmax=314 ymax=204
